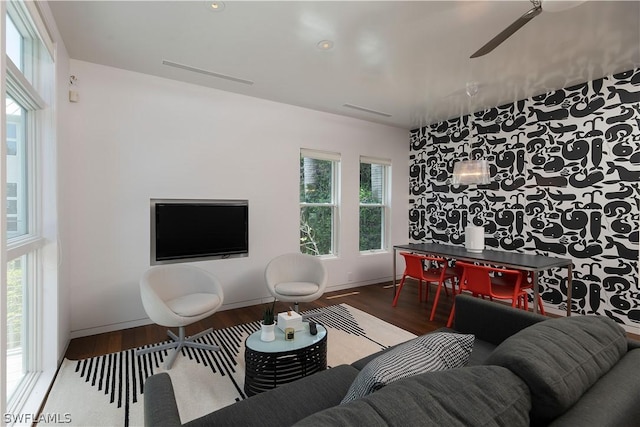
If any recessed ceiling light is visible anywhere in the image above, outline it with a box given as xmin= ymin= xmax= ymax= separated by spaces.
xmin=207 ymin=1 xmax=225 ymax=12
xmin=316 ymin=40 xmax=334 ymax=50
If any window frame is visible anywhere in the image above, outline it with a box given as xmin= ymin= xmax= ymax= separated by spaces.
xmin=5 ymin=60 xmax=44 ymax=252
xmin=299 ymin=149 xmax=341 ymax=257
xmin=3 ymin=0 xmax=52 ymax=415
xmin=359 ymin=156 xmax=391 ymax=253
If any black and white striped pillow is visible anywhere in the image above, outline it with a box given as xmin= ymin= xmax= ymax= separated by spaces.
xmin=341 ymin=332 xmax=474 ymax=404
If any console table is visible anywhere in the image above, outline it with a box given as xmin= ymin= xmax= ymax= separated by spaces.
xmin=393 ymin=243 xmax=573 ymax=316
xmin=244 ymin=323 xmax=327 ymax=396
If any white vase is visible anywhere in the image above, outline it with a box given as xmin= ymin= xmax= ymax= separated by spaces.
xmin=465 ymin=225 xmax=485 ymax=253
xmin=261 ymin=323 xmax=276 ymax=342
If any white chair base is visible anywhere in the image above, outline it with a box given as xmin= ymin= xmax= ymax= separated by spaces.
xmin=288 ymin=303 xmax=314 ymax=320
xmin=136 ymin=326 xmax=220 ymax=369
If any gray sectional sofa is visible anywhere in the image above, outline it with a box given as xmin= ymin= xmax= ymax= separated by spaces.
xmin=144 ymin=294 xmax=640 ymax=426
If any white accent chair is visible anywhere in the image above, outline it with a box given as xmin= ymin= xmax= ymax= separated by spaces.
xmin=265 ymin=253 xmax=328 ymax=314
xmin=136 ymin=265 xmax=224 ymax=369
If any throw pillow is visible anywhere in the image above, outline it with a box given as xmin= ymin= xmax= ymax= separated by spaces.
xmin=340 ymin=332 xmax=474 ymax=404
xmin=485 ymin=315 xmax=627 ymax=422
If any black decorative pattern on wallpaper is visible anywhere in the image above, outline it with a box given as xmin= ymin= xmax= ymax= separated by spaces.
xmin=409 ymin=68 xmax=639 ymax=328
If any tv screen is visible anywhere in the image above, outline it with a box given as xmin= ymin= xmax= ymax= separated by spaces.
xmin=151 ymin=199 xmax=249 ymax=265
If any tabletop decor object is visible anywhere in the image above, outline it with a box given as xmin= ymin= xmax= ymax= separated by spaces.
xmin=465 ymin=225 xmax=485 ymax=253
xmin=261 ymin=300 xmax=276 ymax=342
xmin=277 ymin=310 xmax=303 ymax=332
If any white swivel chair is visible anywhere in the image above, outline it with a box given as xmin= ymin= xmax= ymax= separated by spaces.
xmin=136 ymin=264 xmax=224 ymax=369
xmin=265 ymin=253 xmax=328 ymax=314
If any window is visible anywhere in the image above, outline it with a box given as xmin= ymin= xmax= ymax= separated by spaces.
xmin=6 ymin=14 xmax=22 ymax=71
xmin=300 ymin=149 xmax=340 ymax=256
xmin=359 ymin=157 xmax=390 ymax=252
xmin=6 ymin=256 xmax=28 ymax=400
xmin=5 ymin=96 xmax=28 ymax=239
xmin=4 ymin=0 xmax=53 ymax=414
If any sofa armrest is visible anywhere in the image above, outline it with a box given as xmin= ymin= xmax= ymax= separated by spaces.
xmin=184 ymin=365 xmax=359 ymax=427
xmin=454 ymin=294 xmax=546 ymax=346
xmin=144 ymin=373 xmax=182 ymax=427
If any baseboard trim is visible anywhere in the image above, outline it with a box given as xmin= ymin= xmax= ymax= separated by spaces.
xmin=69 ymin=278 xmax=394 ymax=339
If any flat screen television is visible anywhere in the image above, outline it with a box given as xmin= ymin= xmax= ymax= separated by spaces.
xmin=151 ymin=199 xmax=249 ymax=265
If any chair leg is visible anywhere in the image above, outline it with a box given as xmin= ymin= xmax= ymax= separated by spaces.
xmin=537 ymin=295 xmax=546 ymax=315
xmin=446 ymin=298 xmax=456 ymax=328
xmin=451 ymin=276 xmax=459 ymax=293
xmin=165 ymin=347 xmax=181 ymax=370
xmin=136 ymin=326 xmax=220 ymax=370
xmin=429 ymin=280 xmax=445 ymax=321
xmin=136 ymin=340 xmax=179 ymax=356
xmin=392 ymin=275 xmax=407 ymax=307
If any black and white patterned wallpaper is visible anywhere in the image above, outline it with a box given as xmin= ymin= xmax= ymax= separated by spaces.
xmin=409 ymin=68 xmax=640 ymax=329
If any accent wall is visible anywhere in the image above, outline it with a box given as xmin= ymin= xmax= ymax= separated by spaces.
xmin=409 ymin=68 xmax=640 ymax=333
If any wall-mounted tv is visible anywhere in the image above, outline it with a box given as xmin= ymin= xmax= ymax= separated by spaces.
xmin=151 ymin=199 xmax=249 ymax=265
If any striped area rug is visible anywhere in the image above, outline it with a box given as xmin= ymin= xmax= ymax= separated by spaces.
xmin=41 ymin=304 xmax=416 ymax=426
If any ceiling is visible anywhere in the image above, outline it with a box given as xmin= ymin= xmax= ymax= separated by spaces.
xmin=49 ymin=1 xmax=640 ymax=130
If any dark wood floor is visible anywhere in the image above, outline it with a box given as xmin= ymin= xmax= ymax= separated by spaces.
xmin=65 ymin=279 xmax=640 ymax=360
xmin=65 ymin=280 xmax=453 ymax=360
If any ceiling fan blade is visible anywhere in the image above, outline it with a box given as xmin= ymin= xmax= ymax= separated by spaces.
xmin=470 ymin=5 xmax=542 ymax=58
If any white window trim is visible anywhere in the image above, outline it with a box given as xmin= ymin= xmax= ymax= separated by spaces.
xmin=7 ymin=0 xmax=53 ymax=62
xmin=300 ymin=149 xmax=341 ymax=257
xmin=300 ymin=148 xmax=341 ymax=162
xmin=6 ymin=59 xmax=45 ymax=110
xmin=360 ymin=155 xmax=391 ymax=167
xmin=3 ymin=0 xmax=53 ymax=419
xmin=1 ymin=1 xmax=8 ymax=416
xmin=359 ymin=157 xmax=391 ymax=254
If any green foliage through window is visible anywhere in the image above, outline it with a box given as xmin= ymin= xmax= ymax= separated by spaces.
xmin=300 ymin=154 xmax=337 ymax=255
xmin=359 ymin=161 xmax=387 ymax=251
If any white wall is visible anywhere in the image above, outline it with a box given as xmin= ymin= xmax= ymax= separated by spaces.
xmin=60 ymin=60 xmax=409 ymax=337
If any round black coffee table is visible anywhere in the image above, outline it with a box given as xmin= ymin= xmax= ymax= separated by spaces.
xmin=244 ymin=323 xmax=327 ymax=396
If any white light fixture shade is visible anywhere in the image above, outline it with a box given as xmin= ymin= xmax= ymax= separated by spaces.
xmin=451 ymin=160 xmax=491 ymax=185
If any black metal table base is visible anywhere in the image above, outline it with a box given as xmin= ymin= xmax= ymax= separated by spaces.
xmin=244 ymin=334 xmax=327 ymax=396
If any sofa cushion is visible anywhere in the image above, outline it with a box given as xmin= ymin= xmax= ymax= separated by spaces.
xmin=548 ymin=349 xmax=640 ymax=427
xmin=341 ymin=332 xmax=474 ymax=404
xmin=485 ymin=315 xmax=627 ymax=422
xmin=466 ymin=337 xmax=496 ymax=365
xmin=295 ymin=366 xmax=531 ymax=427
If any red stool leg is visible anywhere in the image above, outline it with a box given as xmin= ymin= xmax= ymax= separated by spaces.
xmin=392 ymin=275 xmax=407 ymax=307
xmin=537 ymin=295 xmax=545 ymax=315
xmin=446 ymin=298 xmax=456 ymax=328
xmin=429 ymin=280 xmax=445 ymax=321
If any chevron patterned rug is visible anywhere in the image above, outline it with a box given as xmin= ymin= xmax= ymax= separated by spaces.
xmin=41 ymin=304 xmax=416 ymax=426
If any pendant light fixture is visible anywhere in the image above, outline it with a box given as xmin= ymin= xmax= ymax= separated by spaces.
xmin=451 ymin=81 xmax=491 ymax=186
xmin=452 ymin=159 xmax=491 ymax=185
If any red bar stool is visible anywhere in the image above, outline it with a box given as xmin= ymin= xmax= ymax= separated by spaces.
xmin=429 ymin=263 xmax=461 ymax=321
xmin=492 ymin=270 xmax=546 ymax=315
xmin=393 ymin=253 xmax=457 ymax=313
xmin=447 ymin=262 xmax=527 ymax=327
